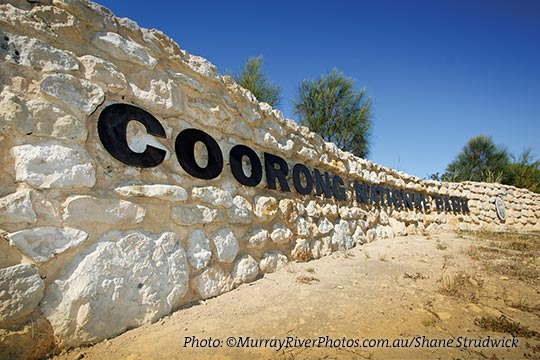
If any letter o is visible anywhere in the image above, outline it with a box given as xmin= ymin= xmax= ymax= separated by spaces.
xmin=175 ymin=129 xmax=223 ymax=179
xmin=229 ymin=144 xmax=262 ymax=186
xmin=292 ymin=163 xmax=313 ymax=195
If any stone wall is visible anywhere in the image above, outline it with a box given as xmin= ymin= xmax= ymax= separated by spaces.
xmin=1 ymin=1 xmax=539 ymax=358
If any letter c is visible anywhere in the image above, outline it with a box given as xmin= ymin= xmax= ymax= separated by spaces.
xmin=98 ymin=103 xmax=167 ymax=168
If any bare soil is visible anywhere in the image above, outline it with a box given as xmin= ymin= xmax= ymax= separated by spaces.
xmin=51 ymin=232 xmax=540 ymax=360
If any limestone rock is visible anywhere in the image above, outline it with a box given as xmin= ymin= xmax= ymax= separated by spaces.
xmin=317 ymin=217 xmax=334 ymax=235
xmin=366 ymin=228 xmax=377 ymax=242
xmin=129 ymin=70 xmax=184 ymax=112
xmin=389 ymin=218 xmax=407 ymax=236
xmin=187 ymin=230 xmax=212 ymax=270
xmin=269 ymin=223 xmax=293 ymax=244
xmin=26 ymin=99 xmax=88 ymax=142
xmin=114 ymin=184 xmax=187 ymax=202
xmin=40 ymin=74 xmax=104 ymax=114
xmin=91 ymin=31 xmax=157 ymax=68
xmin=171 ymin=205 xmax=223 ymax=225
xmin=311 ymin=240 xmax=322 ymax=259
xmin=8 ymin=227 xmax=89 ymax=263
xmin=1 ymin=31 xmax=79 ymax=72
xmin=305 ymin=201 xmax=320 ymax=217
xmin=259 ymin=251 xmax=288 ymax=273
xmin=0 ymin=91 xmax=28 ymax=134
xmin=62 ymin=195 xmax=145 ymax=225
xmin=12 ymin=142 xmax=96 ymax=189
xmin=321 ymin=204 xmax=338 ymax=218
xmin=375 ymin=225 xmax=395 ymax=239
xmin=279 ymin=199 xmax=298 ymax=223
xmin=79 ymin=54 xmax=127 ymax=91
xmin=183 ymin=53 xmax=219 ymax=78
xmin=41 ymin=230 xmax=190 ymax=348
xmin=0 ymin=190 xmax=37 ymax=224
xmin=192 ymin=186 xmax=233 ymax=208
xmin=246 ymin=228 xmax=269 ymax=249
xmin=0 ymin=264 xmax=44 ymax=323
xmin=331 ymin=219 xmax=355 ymax=250
xmin=254 ymin=196 xmax=278 ymax=219
xmin=232 ymin=255 xmax=259 ymax=285
xmin=227 ymin=195 xmax=252 ymax=224
xmin=292 ymin=239 xmax=312 ymax=262
xmin=296 ymin=217 xmax=311 ymax=237
xmin=212 ymin=228 xmax=239 ymax=263
xmin=192 ymin=266 xmax=233 ymax=300
xmin=352 ymin=226 xmax=368 ymax=245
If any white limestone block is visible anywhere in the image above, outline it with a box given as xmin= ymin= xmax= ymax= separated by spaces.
xmin=8 ymin=227 xmax=89 ymax=263
xmin=12 ymin=142 xmax=96 ymax=189
xmin=0 ymin=264 xmax=44 ymax=323
xmin=40 ymin=74 xmax=104 ymax=114
xmin=0 ymin=190 xmax=37 ymax=224
xmin=62 ymin=195 xmax=145 ymax=225
xmin=212 ymin=228 xmax=239 ymax=263
xmin=41 ymin=230 xmax=189 ymax=348
xmin=187 ymin=230 xmax=212 ymax=270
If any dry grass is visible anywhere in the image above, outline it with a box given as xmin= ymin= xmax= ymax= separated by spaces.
xmin=435 ymin=241 xmax=448 ymax=250
xmin=403 ymin=272 xmax=428 ymax=281
xmin=474 ymin=315 xmax=540 ymax=339
xmin=438 ymin=271 xmax=483 ymax=302
xmin=463 ymin=231 xmax=540 ymax=285
xmin=296 ymin=275 xmax=320 ymax=284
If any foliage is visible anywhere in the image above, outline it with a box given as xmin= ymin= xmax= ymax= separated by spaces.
xmin=293 ymin=69 xmax=372 ymax=158
xmin=232 ymin=56 xmax=281 ymax=107
xmin=505 ymin=148 xmax=540 ymax=193
xmin=440 ymin=136 xmax=540 ymax=193
xmin=443 ymin=135 xmax=509 ymax=182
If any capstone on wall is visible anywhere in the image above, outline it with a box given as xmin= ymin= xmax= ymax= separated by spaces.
xmin=0 ymin=0 xmax=539 ymax=359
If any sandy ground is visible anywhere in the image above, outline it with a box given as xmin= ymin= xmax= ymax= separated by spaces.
xmin=52 ymin=232 xmax=540 ymax=360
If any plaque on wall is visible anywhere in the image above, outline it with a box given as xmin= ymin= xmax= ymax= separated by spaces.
xmin=495 ymin=197 xmax=506 ymax=221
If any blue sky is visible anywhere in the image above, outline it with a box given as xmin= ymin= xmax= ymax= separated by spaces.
xmin=93 ymin=0 xmax=540 ymax=179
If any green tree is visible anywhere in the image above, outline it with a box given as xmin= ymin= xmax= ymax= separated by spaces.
xmin=293 ymin=69 xmax=373 ymax=158
xmin=505 ymin=148 xmax=540 ymax=193
xmin=443 ymin=135 xmax=510 ymax=182
xmin=233 ymin=56 xmax=281 ymax=107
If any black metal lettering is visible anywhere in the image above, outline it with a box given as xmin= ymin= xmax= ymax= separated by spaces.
xmin=264 ymin=152 xmax=290 ymax=191
xmin=332 ymin=175 xmax=346 ymax=200
xmin=98 ymin=103 xmax=166 ymax=167
xmin=314 ymin=169 xmax=332 ymax=198
xmin=354 ymin=181 xmax=369 ymax=204
xmin=175 ymin=128 xmax=223 ymax=179
xmin=292 ymin=163 xmax=313 ymax=195
xmin=229 ymin=144 xmax=262 ymax=186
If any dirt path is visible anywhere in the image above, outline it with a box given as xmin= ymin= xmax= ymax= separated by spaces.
xmin=53 ymin=232 xmax=540 ymax=360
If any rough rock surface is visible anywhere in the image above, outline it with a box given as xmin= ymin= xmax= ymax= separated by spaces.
xmin=232 ymin=255 xmax=259 ymax=285
xmin=192 ymin=186 xmax=233 ymax=208
xmin=39 ymin=74 xmax=104 ymax=114
xmin=62 ymin=195 xmax=145 ymax=225
xmin=8 ymin=227 xmax=89 ymax=263
xmin=259 ymin=251 xmax=288 ymax=273
xmin=192 ymin=267 xmax=233 ymax=300
xmin=0 ymin=190 xmax=37 ymax=224
xmin=12 ymin=142 xmax=96 ymax=189
xmin=212 ymin=228 xmax=239 ymax=263
xmin=227 ymin=195 xmax=252 ymax=224
xmin=171 ymin=205 xmax=223 ymax=225
xmin=0 ymin=264 xmax=44 ymax=323
xmin=41 ymin=231 xmax=190 ymax=347
xmin=114 ymin=184 xmax=187 ymax=202
xmin=187 ymin=229 xmax=212 ymax=270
